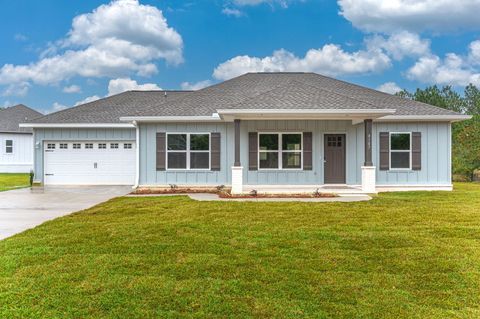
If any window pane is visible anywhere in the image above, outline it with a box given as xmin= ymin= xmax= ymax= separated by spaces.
xmin=191 ymin=152 xmax=209 ymax=169
xmin=391 ymin=152 xmax=410 ymax=169
xmin=282 ymin=134 xmax=301 ymax=150
xmin=259 ymin=134 xmax=279 ymax=151
xmin=167 ymin=134 xmax=187 ymax=150
xmin=282 ymin=152 xmax=302 ymax=169
xmin=190 ymin=134 xmax=209 ymax=151
xmin=6 ymin=140 xmax=13 ymax=146
xmin=167 ymin=152 xmax=187 ymax=169
xmin=259 ymin=152 xmax=279 ymax=169
xmin=391 ymin=133 xmax=410 ymax=150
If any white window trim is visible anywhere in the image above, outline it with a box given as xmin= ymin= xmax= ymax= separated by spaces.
xmin=4 ymin=139 xmax=14 ymax=155
xmin=258 ymin=132 xmax=303 ymax=171
xmin=389 ymin=132 xmax=412 ymax=171
xmin=166 ymin=133 xmax=211 ymax=171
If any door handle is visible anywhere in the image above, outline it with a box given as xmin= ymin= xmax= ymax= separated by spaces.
xmin=94 ymin=162 xmax=97 ymax=169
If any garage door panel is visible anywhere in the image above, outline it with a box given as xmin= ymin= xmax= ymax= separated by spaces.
xmin=44 ymin=141 xmax=135 ymax=185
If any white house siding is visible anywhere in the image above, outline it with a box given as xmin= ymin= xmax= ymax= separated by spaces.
xmin=0 ymin=133 xmax=34 ymax=173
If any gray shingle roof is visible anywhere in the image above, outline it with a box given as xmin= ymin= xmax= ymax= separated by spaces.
xmin=29 ymin=73 xmax=461 ymax=124
xmin=29 ymin=91 xmax=191 ymax=124
xmin=0 ymin=104 xmax=43 ymax=133
xmin=127 ymin=72 xmax=460 ymax=117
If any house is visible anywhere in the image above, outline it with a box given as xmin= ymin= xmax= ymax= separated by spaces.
xmin=20 ymin=73 xmax=471 ymax=193
xmin=0 ymin=104 xmax=43 ymax=173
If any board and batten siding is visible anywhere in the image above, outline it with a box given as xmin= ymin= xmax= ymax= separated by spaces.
xmin=0 ymin=133 xmax=34 ymax=173
xmin=139 ymin=123 xmax=233 ymax=186
xmin=374 ymin=122 xmax=451 ymax=185
xmin=33 ymin=128 xmax=135 ymax=183
xmin=140 ymin=120 xmax=452 ymax=187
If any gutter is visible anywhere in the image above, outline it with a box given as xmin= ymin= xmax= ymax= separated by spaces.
xmin=19 ymin=123 xmax=135 ymax=128
xmin=376 ymin=114 xmax=472 ymax=122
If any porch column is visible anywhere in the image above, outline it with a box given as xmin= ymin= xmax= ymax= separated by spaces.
xmin=231 ymin=119 xmax=243 ymax=194
xmin=361 ymin=119 xmax=376 ymax=193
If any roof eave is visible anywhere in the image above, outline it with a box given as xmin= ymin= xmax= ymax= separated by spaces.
xmin=19 ymin=123 xmax=135 ymax=128
xmin=376 ymin=115 xmax=472 ymax=122
xmin=119 ymin=115 xmax=222 ymax=123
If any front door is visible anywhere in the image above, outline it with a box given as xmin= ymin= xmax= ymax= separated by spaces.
xmin=324 ymin=134 xmax=346 ymax=184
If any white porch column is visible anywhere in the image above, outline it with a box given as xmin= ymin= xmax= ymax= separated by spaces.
xmin=362 ymin=119 xmax=376 ymax=193
xmin=231 ymin=119 xmax=243 ymax=194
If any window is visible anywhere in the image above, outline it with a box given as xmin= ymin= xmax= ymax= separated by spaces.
xmin=259 ymin=133 xmax=302 ymax=169
xmin=124 ymin=143 xmax=132 ymax=149
xmin=85 ymin=143 xmax=93 ymax=149
xmin=166 ymin=133 xmax=210 ymax=170
xmin=59 ymin=143 xmax=68 ymax=149
xmin=390 ymin=133 xmax=411 ymax=170
xmin=73 ymin=143 xmax=81 ymax=149
xmin=110 ymin=143 xmax=119 ymax=149
xmin=47 ymin=143 xmax=55 ymax=149
xmin=98 ymin=143 xmax=106 ymax=149
xmin=5 ymin=140 xmax=13 ymax=153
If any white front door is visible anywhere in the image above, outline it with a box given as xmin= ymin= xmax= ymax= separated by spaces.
xmin=44 ymin=141 xmax=135 ymax=185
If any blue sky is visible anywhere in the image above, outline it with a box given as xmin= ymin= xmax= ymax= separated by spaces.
xmin=1 ymin=0 xmax=480 ymax=113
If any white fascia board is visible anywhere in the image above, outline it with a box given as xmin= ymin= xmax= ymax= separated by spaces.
xmin=19 ymin=123 xmax=135 ymax=128
xmin=119 ymin=116 xmax=222 ymax=122
xmin=376 ymin=115 xmax=472 ymax=122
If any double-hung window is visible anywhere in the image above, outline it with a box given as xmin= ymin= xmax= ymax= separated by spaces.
xmin=5 ymin=140 xmax=13 ymax=154
xmin=259 ymin=133 xmax=302 ymax=169
xmin=167 ymin=133 xmax=210 ymax=170
xmin=390 ymin=133 xmax=411 ymax=170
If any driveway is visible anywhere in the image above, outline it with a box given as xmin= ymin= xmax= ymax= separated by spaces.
xmin=0 ymin=186 xmax=131 ymax=240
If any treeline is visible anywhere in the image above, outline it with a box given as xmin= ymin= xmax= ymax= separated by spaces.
xmin=396 ymin=85 xmax=480 ymax=179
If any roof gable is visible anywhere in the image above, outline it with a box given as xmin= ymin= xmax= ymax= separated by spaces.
xmin=0 ymin=104 xmax=43 ymax=133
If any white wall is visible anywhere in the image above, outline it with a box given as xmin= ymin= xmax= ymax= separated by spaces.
xmin=0 ymin=133 xmax=34 ymax=173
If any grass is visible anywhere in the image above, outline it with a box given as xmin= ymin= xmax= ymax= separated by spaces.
xmin=1 ymin=183 xmax=480 ymax=318
xmin=0 ymin=173 xmax=29 ymax=192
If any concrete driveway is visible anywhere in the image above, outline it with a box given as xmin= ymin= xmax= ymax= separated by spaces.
xmin=0 ymin=186 xmax=131 ymax=240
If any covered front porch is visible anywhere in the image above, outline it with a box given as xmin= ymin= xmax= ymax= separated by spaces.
xmin=223 ymin=109 xmax=387 ymax=194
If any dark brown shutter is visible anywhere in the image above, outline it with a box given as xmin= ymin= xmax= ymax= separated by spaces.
xmin=303 ymin=132 xmax=313 ymax=170
xmin=412 ymin=132 xmax=421 ymax=170
xmin=156 ymin=132 xmax=166 ymax=171
xmin=211 ymin=132 xmax=221 ymax=171
xmin=379 ymin=132 xmax=389 ymax=170
xmin=248 ymin=132 xmax=258 ymax=170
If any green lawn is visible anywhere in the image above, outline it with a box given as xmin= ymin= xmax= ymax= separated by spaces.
xmin=1 ymin=184 xmax=480 ymax=318
xmin=0 ymin=173 xmax=29 ymax=192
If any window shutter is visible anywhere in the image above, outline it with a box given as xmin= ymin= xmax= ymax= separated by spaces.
xmin=211 ymin=132 xmax=221 ymax=171
xmin=303 ymin=132 xmax=313 ymax=170
xmin=379 ymin=132 xmax=389 ymax=170
xmin=156 ymin=132 xmax=166 ymax=171
xmin=248 ymin=132 xmax=258 ymax=170
xmin=412 ymin=132 xmax=421 ymax=170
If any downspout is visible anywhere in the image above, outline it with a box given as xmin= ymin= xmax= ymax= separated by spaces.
xmin=133 ymin=121 xmax=140 ymax=189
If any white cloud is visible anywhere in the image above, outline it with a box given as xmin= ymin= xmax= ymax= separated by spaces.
xmin=180 ymin=80 xmax=212 ymax=90
xmin=376 ymin=82 xmax=401 ymax=94
xmin=74 ymin=95 xmax=101 ymax=106
xmin=213 ymin=46 xmax=391 ymax=80
xmin=233 ymin=0 xmax=289 ymax=7
xmin=44 ymin=102 xmax=70 ymax=114
xmin=107 ymin=77 xmax=161 ymax=95
xmin=406 ymin=41 xmax=480 ymax=86
xmin=338 ymin=0 xmax=480 ymax=33
xmin=366 ymin=31 xmax=430 ymax=60
xmin=63 ymin=84 xmax=82 ymax=93
xmin=14 ymin=33 xmax=28 ymax=42
xmin=0 ymin=0 xmax=183 ymax=87
xmin=2 ymin=82 xmax=30 ymax=97
xmin=222 ymin=7 xmax=244 ymax=17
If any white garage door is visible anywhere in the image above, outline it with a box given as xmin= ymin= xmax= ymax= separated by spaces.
xmin=44 ymin=141 xmax=135 ymax=185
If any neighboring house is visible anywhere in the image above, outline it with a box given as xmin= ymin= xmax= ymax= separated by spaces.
xmin=0 ymin=104 xmax=43 ymax=173
xmin=21 ymin=73 xmax=470 ymax=193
